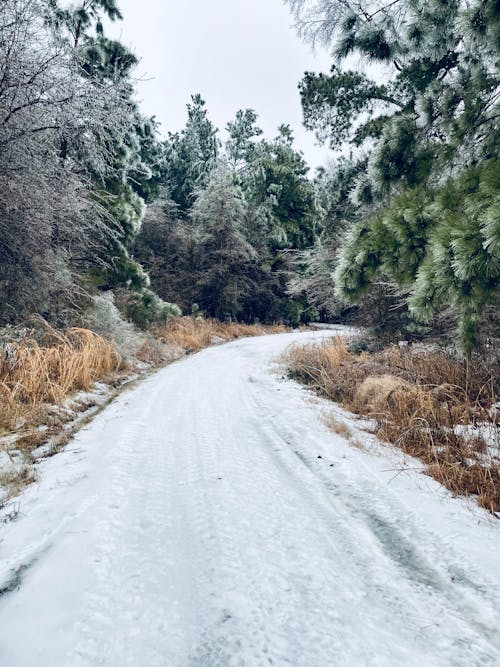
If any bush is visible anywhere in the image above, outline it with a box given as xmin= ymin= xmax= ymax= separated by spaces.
xmin=83 ymin=293 xmax=146 ymax=363
xmin=115 ymin=288 xmax=181 ymax=329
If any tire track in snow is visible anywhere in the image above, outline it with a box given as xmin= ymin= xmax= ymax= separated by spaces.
xmin=247 ymin=386 xmax=500 ymax=658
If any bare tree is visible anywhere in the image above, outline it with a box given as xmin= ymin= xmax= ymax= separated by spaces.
xmin=0 ymin=0 xmax=134 ymax=323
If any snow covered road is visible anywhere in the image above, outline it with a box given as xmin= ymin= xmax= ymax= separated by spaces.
xmin=0 ymin=330 xmax=499 ymax=666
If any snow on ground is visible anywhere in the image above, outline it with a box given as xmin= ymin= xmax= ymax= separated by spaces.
xmin=0 ymin=329 xmax=499 ymax=666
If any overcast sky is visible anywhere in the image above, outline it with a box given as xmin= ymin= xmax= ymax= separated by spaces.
xmin=106 ymin=0 xmax=334 ymax=170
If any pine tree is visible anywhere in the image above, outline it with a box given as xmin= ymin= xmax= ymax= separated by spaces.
xmin=163 ymin=95 xmax=219 ymax=213
xmin=190 ymin=167 xmax=257 ymax=320
xmin=48 ymin=0 xmax=165 ymax=292
xmin=285 ymin=0 xmax=500 ymax=350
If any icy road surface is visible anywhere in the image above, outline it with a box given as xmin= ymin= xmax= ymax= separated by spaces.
xmin=0 ymin=330 xmax=499 ymax=666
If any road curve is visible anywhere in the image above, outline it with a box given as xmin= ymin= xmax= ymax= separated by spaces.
xmin=0 ymin=330 xmax=499 ymax=666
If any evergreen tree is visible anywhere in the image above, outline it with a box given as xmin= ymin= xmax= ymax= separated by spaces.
xmin=49 ymin=0 xmax=165 ymax=292
xmin=47 ymin=0 xmax=122 ymax=47
xmin=249 ymin=125 xmax=318 ymax=251
xmin=190 ymin=167 xmax=258 ymax=320
xmin=226 ymin=109 xmax=264 ymax=171
xmin=285 ymin=0 xmax=500 ymax=351
xmin=163 ymin=95 xmax=219 ymax=213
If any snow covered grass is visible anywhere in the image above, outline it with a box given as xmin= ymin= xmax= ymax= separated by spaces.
xmin=153 ymin=317 xmax=287 ymax=352
xmin=285 ymin=337 xmax=500 ymax=513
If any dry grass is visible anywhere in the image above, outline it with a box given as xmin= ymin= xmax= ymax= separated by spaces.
xmin=285 ymin=337 xmax=500 ymax=513
xmin=154 ymin=317 xmax=287 ymax=352
xmin=326 ymin=416 xmax=353 ymax=439
xmin=0 ymin=324 xmax=123 ymax=507
xmin=0 ymin=466 xmax=37 ymax=502
xmin=0 ymin=326 xmax=120 ymax=431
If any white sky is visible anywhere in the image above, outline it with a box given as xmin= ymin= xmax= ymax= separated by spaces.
xmin=106 ymin=0 xmax=334 ymax=171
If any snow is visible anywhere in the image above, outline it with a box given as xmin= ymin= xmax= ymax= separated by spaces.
xmin=0 ymin=329 xmax=499 ymax=666
xmin=0 ymin=370 xmax=162 ymax=502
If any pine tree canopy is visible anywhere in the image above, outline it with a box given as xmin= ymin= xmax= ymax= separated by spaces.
xmin=285 ymin=0 xmax=500 ymax=351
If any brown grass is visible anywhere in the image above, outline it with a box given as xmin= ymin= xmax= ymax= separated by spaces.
xmin=0 ymin=466 xmax=37 ymax=502
xmin=154 ymin=317 xmax=287 ymax=352
xmin=0 ymin=326 xmax=120 ymax=431
xmin=0 ymin=325 xmax=122 ymax=506
xmin=326 ymin=416 xmax=353 ymax=439
xmin=285 ymin=337 xmax=500 ymax=513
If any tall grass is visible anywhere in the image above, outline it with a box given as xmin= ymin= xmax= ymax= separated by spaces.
xmin=285 ymin=338 xmax=500 ymax=513
xmin=0 ymin=317 xmax=284 ymax=432
xmin=0 ymin=327 xmax=120 ymax=429
xmin=154 ymin=317 xmax=286 ymax=352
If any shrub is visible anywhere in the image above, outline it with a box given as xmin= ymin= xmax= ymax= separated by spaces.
xmin=83 ymin=293 xmax=145 ymax=363
xmin=115 ymin=288 xmax=181 ymax=329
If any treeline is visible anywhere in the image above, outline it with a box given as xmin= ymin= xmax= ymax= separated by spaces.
xmin=0 ymin=0 xmax=320 ymax=331
xmin=1 ymin=0 xmax=498 ymax=353
xmin=135 ymin=102 xmax=319 ymax=325
xmin=286 ymin=0 xmax=499 ymax=352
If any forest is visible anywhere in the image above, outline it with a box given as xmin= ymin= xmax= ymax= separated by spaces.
xmin=1 ymin=0 xmax=498 ymax=353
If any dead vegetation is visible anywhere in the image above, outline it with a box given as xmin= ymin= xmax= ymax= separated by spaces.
xmin=0 ymin=325 xmax=123 ymax=504
xmin=153 ymin=317 xmax=287 ymax=352
xmin=0 ymin=326 xmax=120 ymax=431
xmin=285 ymin=337 xmax=500 ymax=513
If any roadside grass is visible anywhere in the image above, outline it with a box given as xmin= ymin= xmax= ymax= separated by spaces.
xmin=324 ymin=415 xmax=366 ymax=450
xmin=325 ymin=416 xmax=353 ymax=440
xmin=153 ymin=317 xmax=287 ymax=352
xmin=0 ymin=326 xmax=122 ymax=504
xmin=0 ymin=326 xmax=120 ymax=430
xmin=285 ymin=337 xmax=500 ymax=513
